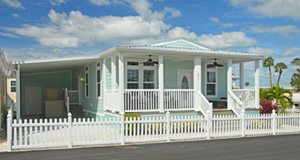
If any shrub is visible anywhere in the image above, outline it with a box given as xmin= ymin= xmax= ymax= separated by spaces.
xmin=260 ymin=99 xmax=278 ymax=114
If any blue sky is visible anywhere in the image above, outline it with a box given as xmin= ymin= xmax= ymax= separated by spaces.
xmin=0 ymin=0 xmax=299 ymax=87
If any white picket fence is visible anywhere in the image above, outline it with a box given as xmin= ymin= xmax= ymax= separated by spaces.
xmin=6 ymin=110 xmax=300 ymax=151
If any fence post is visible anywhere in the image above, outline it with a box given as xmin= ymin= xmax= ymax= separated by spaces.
xmin=241 ymin=109 xmax=245 ymax=137
xmin=120 ymin=114 xmax=125 ymax=145
xmin=272 ymin=109 xmax=276 ymax=135
xmin=7 ymin=110 xmax=12 ymax=152
xmin=166 ymin=111 xmax=170 ymax=142
xmin=68 ymin=113 xmax=73 ymax=148
xmin=206 ymin=111 xmax=211 ymax=140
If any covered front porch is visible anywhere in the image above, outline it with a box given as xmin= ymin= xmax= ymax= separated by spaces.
xmin=103 ymin=48 xmax=261 ymax=117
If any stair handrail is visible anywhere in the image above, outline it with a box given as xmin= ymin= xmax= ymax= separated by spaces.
xmin=199 ymin=91 xmax=213 ymax=118
xmin=228 ymin=90 xmax=243 ymax=117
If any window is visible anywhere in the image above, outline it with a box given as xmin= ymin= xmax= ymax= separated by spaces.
xmin=206 ymin=65 xmax=217 ymax=96
xmin=85 ymin=66 xmax=89 ymax=97
xmin=10 ymin=80 xmax=16 ymax=93
xmin=96 ymin=62 xmax=101 ymax=97
xmin=126 ymin=60 xmax=157 ymax=89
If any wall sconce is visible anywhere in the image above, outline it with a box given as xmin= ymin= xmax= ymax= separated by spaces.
xmin=79 ymin=76 xmax=85 ymax=81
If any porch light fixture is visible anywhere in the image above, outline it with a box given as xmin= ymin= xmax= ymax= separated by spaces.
xmin=80 ymin=76 xmax=85 ymax=81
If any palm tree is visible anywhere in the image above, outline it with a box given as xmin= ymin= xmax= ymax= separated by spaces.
xmin=274 ymin=62 xmax=287 ymax=85
xmin=266 ymin=84 xmax=293 ymax=112
xmin=291 ymin=57 xmax=300 ymax=91
xmin=291 ymin=57 xmax=300 ymax=66
xmin=263 ymin=56 xmax=274 ymax=87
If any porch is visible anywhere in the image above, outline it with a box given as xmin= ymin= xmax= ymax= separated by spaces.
xmin=102 ymin=51 xmax=260 ymax=117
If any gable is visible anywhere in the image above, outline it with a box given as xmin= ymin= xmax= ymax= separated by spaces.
xmin=152 ymin=39 xmax=209 ymax=50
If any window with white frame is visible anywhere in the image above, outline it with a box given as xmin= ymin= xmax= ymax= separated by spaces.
xmin=206 ymin=65 xmax=217 ymax=96
xmin=85 ymin=66 xmax=89 ymax=97
xmin=126 ymin=61 xmax=156 ymax=89
xmin=96 ymin=62 xmax=101 ymax=97
xmin=10 ymin=80 xmax=16 ymax=93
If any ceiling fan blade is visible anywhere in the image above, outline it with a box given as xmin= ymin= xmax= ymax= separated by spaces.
xmin=207 ymin=64 xmax=215 ymax=68
xmin=216 ymin=64 xmax=224 ymax=67
xmin=153 ymin=61 xmax=158 ymax=64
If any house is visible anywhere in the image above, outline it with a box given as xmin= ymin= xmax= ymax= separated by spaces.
xmin=14 ymin=39 xmax=264 ymax=119
xmin=0 ymin=50 xmax=9 ymax=128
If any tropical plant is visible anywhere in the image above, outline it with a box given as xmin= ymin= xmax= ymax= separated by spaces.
xmin=265 ymin=84 xmax=293 ymax=112
xmin=263 ymin=56 xmax=274 ymax=87
xmin=245 ymin=82 xmax=250 ymax=87
xmin=274 ymin=62 xmax=287 ymax=85
xmin=290 ymin=57 xmax=300 ymax=91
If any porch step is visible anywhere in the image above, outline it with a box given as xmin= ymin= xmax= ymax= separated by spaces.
xmin=213 ymin=109 xmax=235 ymax=115
xmin=69 ymin=105 xmax=84 ymax=118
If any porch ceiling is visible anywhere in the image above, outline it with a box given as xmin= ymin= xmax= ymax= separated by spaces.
xmin=19 ymin=56 xmax=99 ymax=73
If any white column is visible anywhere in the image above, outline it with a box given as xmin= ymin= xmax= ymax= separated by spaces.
xmin=119 ymin=54 xmax=125 ymax=114
xmin=103 ymin=58 xmax=107 ymax=111
xmin=158 ymin=55 xmax=164 ymax=113
xmin=227 ymin=60 xmax=232 ymax=91
xmin=16 ymin=64 xmax=20 ymax=120
xmin=193 ymin=57 xmax=201 ymax=111
xmin=239 ymin=62 xmax=244 ymax=89
xmin=255 ymin=60 xmax=260 ymax=109
xmin=111 ymin=56 xmax=116 ymax=91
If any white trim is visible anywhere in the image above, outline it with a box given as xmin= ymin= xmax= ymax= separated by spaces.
xmin=96 ymin=61 xmax=102 ymax=98
xmin=227 ymin=60 xmax=232 ymax=91
xmin=204 ymin=63 xmax=218 ymax=98
xmin=119 ymin=54 xmax=125 ymax=114
xmin=255 ymin=60 xmax=260 ymax=109
xmin=125 ymin=58 xmax=158 ymax=89
xmin=152 ymin=39 xmax=210 ymax=50
xmin=22 ymin=56 xmax=99 ymax=64
xmin=158 ymin=55 xmax=164 ymax=113
xmin=84 ymin=65 xmax=89 ymax=99
xmin=22 ymin=70 xmax=72 ymax=76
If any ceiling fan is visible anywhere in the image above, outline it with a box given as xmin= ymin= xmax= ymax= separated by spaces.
xmin=207 ymin=58 xmax=223 ymax=68
xmin=142 ymin=55 xmax=158 ymax=65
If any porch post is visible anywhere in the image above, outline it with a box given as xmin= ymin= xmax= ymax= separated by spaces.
xmin=16 ymin=64 xmax=21 ymax=120
xmin=111 ymin=56 xmax=117 ymax=91
xmin=193 ymin=57 xmax=201 ymax=111
xmin=103 ymin=58 xmax=107 ymax=111
xmin=119 ymin=54 xmax=125 ymax=114
xmin=227 ymin=60 xmax=232 ymax=110
xmin=255 ymin=60 xmax=260 ymax=109
xmin=239 ymin=62 xmax=244 ymax=89
xmin=158 ymin=55 xmax=164 ymax=113
xmin=227 ymin=60 xmax=232 ymax=91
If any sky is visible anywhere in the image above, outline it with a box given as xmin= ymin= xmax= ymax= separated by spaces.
xmin=0 ymin=0 xmax=299 ymax=87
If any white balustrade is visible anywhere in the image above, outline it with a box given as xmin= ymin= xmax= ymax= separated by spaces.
xmin=124 ymin=89 xmax=160 ymax=112
xmin=67 ymin=90 xmax=79 ymax=105
xmin=228 ymin=90 xmax=243 ymax=117
xmin=199 ymin=91 xmax=213 ymax=118
xmin=164 ymin=89 xmax=195 ymax=111
xmin=232 ymin=89 xmax=255 ymax=108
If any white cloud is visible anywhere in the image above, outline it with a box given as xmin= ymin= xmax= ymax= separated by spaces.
xmin=1 ymin=0 xmax=24 ymax=9
xmin=251 ymin=25 xmax=300 ymax=36
xmin=209 ymin=16 xmax=237 ymax=28
xmin=89 ymin=0 xmax=121 ymax=6
xmin=198 ymin=31 xmax=256 ymax=49
xmin=229 ymin=0 xmax=300 ymax=20
xmin=49 ymin=0 xmax=66 ymax=6
xmin=283 ymin=46 xmax=300 ymax=56
xmin=248 ymin=47 xmax=273 ymax=55
xmin=6 ymin=10 xmax=169 ymax=48
xmin=12 ymin=13 xmax=20 ymax=18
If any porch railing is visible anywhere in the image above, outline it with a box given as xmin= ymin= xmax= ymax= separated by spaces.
xmin=228 ymin=90 xmax=243 ymax=117
xmin=124 ymin=89 xmax=160 ymax=112
xmin=232 ymin=89 xmax=255 ymax=108
xmin=67 ymin=90 xmax=79 ymax=105
xmin=199 ymin=91 xmax=213 ymax=117
xmin=164 ymin=89 xmax=195 ymax=111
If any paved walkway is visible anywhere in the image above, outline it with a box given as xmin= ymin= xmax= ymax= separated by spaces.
xmin=0 ymin=129 xmax=7 ymax=152
xmin=1 ymin=134 xmax=300 ymax=160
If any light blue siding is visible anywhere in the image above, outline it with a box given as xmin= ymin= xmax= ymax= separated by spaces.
xmin=164 ymin=59 xmax=193 ymax=89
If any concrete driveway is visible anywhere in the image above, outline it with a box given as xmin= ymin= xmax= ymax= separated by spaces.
xmin=1 ymin=134 xmax=300 ymax=160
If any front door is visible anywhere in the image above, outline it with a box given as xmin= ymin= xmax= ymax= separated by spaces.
xmin=25 ymin=86 xmax=42 ymax=115
xmin=177 ymin=70 xmax=193 ymax=89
